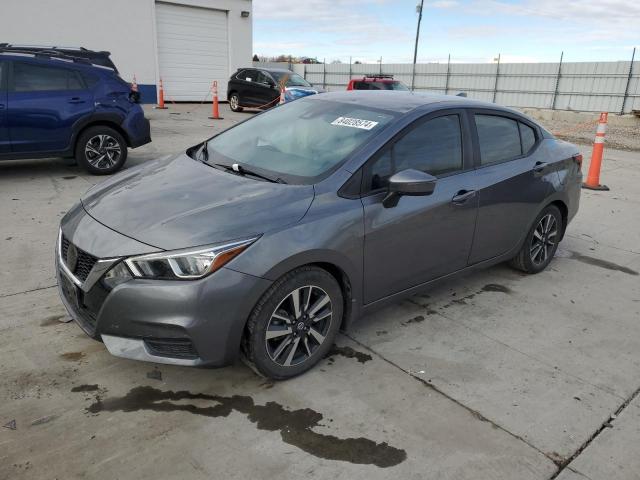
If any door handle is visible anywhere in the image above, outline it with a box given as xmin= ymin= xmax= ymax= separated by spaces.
xmin=533 ymin=161 xmax=548 ymax=173
xmin=0 ymin=103 xmax=5 ymax=110
xmin=452 ymin=190 xmax=477 ymax=205
xmin=68 ymin=97 xmax=85 ymax=104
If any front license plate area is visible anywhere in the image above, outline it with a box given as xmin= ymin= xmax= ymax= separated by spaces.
xmin=60 ymin=271 xmax=79 ymax=309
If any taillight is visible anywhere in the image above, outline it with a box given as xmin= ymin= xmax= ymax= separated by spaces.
xmin=572 ymin=154 xmax=583 ymax=171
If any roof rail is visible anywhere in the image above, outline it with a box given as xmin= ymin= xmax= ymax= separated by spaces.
xmin=361 ymin=74 xmax=395 ymax=79
xmin=0 ymin=44 xmax=111 ymax=56
xmin=0 ymin=47 xmax=113 ymax=69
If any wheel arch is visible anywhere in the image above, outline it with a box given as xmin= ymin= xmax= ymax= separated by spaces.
xmin=548 ymin=199 xmax=569 ymax=240
xmin=72 ymin=116 xmax=131 ymax=156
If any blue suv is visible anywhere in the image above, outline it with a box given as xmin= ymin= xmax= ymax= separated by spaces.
xmin=0 ymin=47 xmax=151 ymax=174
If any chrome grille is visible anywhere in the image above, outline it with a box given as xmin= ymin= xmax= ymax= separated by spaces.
xmin=61 ymin=235 xmax=98 ymax=282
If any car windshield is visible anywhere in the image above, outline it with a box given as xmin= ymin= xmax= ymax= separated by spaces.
xmin=206 ymin=98 xmax=397 ymax=182
xmin=271 ymin=71 xmax=312 ymax=87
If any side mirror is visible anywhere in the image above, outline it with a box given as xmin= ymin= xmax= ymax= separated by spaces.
xmin=382 ymin=169 xmax=437 ymax=208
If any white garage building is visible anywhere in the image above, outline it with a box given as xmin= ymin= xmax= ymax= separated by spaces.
xmin=0 ymin=0 xmax=253 ymax=102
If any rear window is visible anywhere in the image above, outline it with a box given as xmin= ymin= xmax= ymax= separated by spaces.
xmin=13 ymin=62 xmax=84 ymax=92
xmin=353 ymin=81 xmax=408 ymax=91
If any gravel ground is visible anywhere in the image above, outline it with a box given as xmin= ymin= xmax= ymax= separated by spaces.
xmin=520 ymin=111 xmax=640 ymax=151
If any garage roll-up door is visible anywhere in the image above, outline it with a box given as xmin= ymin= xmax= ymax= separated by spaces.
xmin=155 ymin=2 xmax=229 ymax=101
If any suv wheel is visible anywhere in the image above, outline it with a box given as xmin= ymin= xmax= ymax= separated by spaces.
xmin=244 ymin=266 xmax=343 ymax=379
xmin=229 ymin=92 xmax=243 ymax=112
xmin=76 ymin=126 xmax=128 ymax=175
xmin=510 ymin=204 xmax=563 ymax=274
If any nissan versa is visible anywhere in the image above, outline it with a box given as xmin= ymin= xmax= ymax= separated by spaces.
xmin=56 ymin=91 xmax=581 ymax=379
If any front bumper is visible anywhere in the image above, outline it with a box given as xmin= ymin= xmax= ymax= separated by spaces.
xmin=56 ymin=212 xmax=272 ymax=367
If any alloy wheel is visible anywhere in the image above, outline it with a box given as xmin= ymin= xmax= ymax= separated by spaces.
xmin=265 ymin=285 xmax=332 ymax=367
xmin=230 ymin=95 xmax=239 ymax=110
xmin=530 ymin=213 xmax=558 ymax=265
xmin=85 ymin=134 xmax=122 ymax=170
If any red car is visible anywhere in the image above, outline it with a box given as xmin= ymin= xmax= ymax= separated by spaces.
xmin=346 ymin=75 xmax=409 ymax=91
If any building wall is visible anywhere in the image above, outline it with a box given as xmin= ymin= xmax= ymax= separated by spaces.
xmin=0 ymin=0 xmax=252 ymax=102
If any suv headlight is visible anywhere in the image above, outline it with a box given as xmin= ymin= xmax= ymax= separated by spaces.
xmin=125 ymin=237 xmax=258 ymax=280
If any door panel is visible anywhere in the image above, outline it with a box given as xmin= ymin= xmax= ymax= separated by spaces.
xmin=7 ymin=61 xmax=94 ymax=153
xmin=0 ymin=61 xmax=8 ymax=153
xmin=363 ymin=171 xmax=478 ymax=303
xmin=468 ymin=113 xmax=555 ymax=264
xmin=362 ymin=110 xmax=478 ymax=304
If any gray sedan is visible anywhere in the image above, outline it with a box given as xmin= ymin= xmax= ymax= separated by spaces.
xmin=56 ymin=91 xmax=582 ymax=379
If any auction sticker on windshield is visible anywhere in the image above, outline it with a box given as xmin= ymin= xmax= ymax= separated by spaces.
xmin=331 ymin=117 xmax=379 ymax=130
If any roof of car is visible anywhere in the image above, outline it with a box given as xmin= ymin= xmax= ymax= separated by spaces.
xmin=259 ymin=67 xmax=295 ymax=73
xmin=308 ymin=90 xmax=506 ymax=114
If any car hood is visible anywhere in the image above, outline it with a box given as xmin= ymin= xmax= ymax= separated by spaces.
xmin=81 ymin=154 xmax=315 ymax=251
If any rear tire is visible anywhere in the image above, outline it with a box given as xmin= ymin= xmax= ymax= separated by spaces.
xmin=510 ymin=204 xmax=563 ymax=274
xmin=76 ymin=126 xmax=127 ymax=175
xmin=244 ymin=266 xmax=343 ymax=380
xmin=229 ymin=92 xmax=243 ymax=112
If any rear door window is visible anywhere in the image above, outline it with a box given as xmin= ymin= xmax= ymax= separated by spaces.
xmin=475 ymin=114 xmax=522 ymax=165
xmin=13 ymin=62 xmax=84 ymax=92
xmin=243 ymin=70 xmax=259 ymax=82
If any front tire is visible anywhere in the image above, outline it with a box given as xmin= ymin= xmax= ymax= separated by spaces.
xmin=229 ymin=92 xmax=243 ymax=112
xmin=244 ymin=266 xmax=343 ymax=380
xmin=510 ymin=204 xmax=563 ymax=274
xmin=76 ymin=126 xmax=127 ymax=175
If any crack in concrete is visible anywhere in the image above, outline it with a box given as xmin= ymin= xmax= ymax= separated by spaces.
xmin=548 ymin=384 xmax=640 ymax=479
xmin=341 ymin=332 xmax=558 ymax=467
xmin=0 ymin=284 xmax=57 ymax=299
xmin=433 ymin=309 xmax=626 ymax=402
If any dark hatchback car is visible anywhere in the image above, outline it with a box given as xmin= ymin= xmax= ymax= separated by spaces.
xmin=0 ymin=48 xmax=150 ymax=174
xmin=57 ymin=92 xmax=581 ymax=379
xmin=227 ymin=67 xmax=322 ymax=111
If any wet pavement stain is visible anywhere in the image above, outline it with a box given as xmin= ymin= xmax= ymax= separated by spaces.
xmin=71 ymin=384 xmax=100 ymax=392
xmin=403 ymin=315 xmax=425 ymax=325
xmin=569 ymin=252 xmax=638 ymax=276
xmin=481 ymin=284 xmax=512 ymax=294
xmin=82 ymin=386 xmax=406 ymax=467
xmin=325 ymin=345 xmax=373 ymax=364
xmin=60 ymin=352 xmax=86 ymax=361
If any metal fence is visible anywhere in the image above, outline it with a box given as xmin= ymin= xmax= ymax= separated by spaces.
xmin=297 ymin=56 xmax=640 ymax=114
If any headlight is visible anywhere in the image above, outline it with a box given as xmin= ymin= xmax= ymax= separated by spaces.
xmin=102 ymin=261 xmax=133 ymax=290
xmin=124 ymin=237 xmax=258 ymax=280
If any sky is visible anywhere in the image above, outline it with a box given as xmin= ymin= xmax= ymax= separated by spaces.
xmin=253 ymin=0 xmax=640 ymax=64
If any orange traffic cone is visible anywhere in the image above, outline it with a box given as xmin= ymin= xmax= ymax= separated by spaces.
xmin=155 ymin=77 xmax=168 ymax=109
xmin=582 ymin=112 xmax=609 ymax=191
xmin=208 ymin=81 xmax=223 ymax=120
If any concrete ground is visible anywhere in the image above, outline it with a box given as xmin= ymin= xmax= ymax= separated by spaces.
xmin=1 ymin=104 xmax=639 ymax=480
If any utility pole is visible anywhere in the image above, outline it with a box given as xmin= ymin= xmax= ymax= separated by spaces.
xmin=411 ymin=0 xmax=425 ymax=91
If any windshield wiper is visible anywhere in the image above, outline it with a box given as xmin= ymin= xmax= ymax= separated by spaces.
xmin=211 ymin=162 xmax=286 ymax=184
xmin=198 ymin=141 xmax=209 ymax=162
